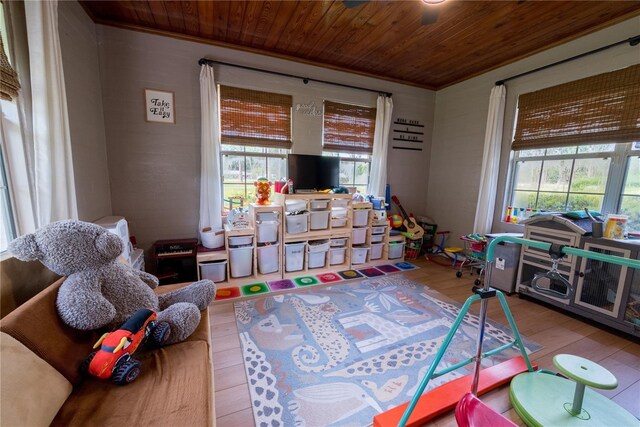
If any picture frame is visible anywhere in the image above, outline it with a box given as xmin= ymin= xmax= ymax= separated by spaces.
xmin=144 ymin=89 xmax=175 ymax=124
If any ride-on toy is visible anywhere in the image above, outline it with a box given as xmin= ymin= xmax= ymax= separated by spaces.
xmin=82 ymin=308 xmax=171 ymax=385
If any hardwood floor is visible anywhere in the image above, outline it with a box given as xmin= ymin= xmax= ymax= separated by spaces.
xmin=209 ymin=257 xmax=640 ymax=426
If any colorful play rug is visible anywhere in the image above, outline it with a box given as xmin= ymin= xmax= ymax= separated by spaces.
xmin=214 ymin=261 xmax=418 ymax=301
xmin=234 ymin=276 xmax=541 ymax=427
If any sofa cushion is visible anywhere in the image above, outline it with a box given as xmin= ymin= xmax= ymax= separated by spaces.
xmin=1 ymin=332 xmax=73 ymax=426
xmin=51 ymin=340 xmax=214 ymax=427
xmin=0 ymin=277 xmax=98 ymax=386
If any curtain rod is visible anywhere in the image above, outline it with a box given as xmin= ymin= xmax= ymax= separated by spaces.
xmin=198 ymin=58 xmax=392 ymax=97
xmin=495 ymin=35 xmax=640 ymax=86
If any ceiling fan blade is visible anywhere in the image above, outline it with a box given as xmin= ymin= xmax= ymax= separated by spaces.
xmin=421 ymin=8 xmax=440 ymax=25
xmin=343 ymin=0 xmax=368 ymax=8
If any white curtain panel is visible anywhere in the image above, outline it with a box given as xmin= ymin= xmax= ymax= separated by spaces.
xmin=368 ymin=95 xmax=393 ymax=197
xmin=198 ymin=64 xmax=223 ymax=231
xmin=25 ymin=0 xmax=78 ymax=225
xmin=473 ymin=84 xmax=506 ymax=234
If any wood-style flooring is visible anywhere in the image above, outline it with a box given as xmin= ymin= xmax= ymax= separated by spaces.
xmin=209 ymin=256 xmax=640 ymax=426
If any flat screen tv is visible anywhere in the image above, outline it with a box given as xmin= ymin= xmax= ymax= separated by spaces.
xmin=287 ymin=154 xmax=340 ymax=192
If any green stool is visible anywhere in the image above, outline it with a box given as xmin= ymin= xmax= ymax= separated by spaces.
xmin=510 ymin=354 xmax=638 ymax=426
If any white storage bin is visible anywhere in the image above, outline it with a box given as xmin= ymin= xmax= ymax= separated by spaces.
xmin=200 ymin=227 xmax=225 ymax=249
xmin=257 ymin=211 xmax=279 ymax=222
xmin=200 ymin=260 xmax=227 ymax=282
xmin=257 ymin=221 xmax=279 ymax=243
xmin=229 ymin=246 xmax=253 ymax=278
xmin=308 ymin=240 xmax=330 ymax=252
xmin=352 ymin=246 xmax=369 ymax=265
xmin=331 ymin=207 xmax=347 ymax=219
xmin=332 ymin=199 xmax=349 ymax=209
xmin=228 ymin=235 xmax=253 ymax=247
xmin=310 ymin=199 xmax=330 ymax=210
xmin=330 ymin=238 xmax=348 ymax=247
xmin=285 ymin=199 xmax=306 ymax=213
xmin=329 ymin=247 xmax=347 ymax=265
xmin=371 ymin=225 xmax=387 ymax=235
xmin=285 ymin=242 xmax=306 ymax=272
xmin=331 ymin=218 xmax=347 ymax=228
xmin=257 ymin=244 xmax=279 ymax=274
xmin=371 ymin=234 xmax=384 ymax=243
xmin=307 ymin=242 xmax=329 ymax=269
xmin=388 ymin=241 xmax=405 ymax=259
xmin=352 ymin=227 xmax=368 ymax=245
xmin=310 ymin=210 xmax=330 ymax=230
xmin=353 ymin=209 xmax=370 ymax=227
xmin=286 ymin=212 xmax=309 ymax=234
xmin=370 ymin=242 xmax=384 ymax=260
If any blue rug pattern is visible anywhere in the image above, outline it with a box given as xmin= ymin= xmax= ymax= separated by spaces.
xmin=234 ymin=276 xmax=541 ymax=427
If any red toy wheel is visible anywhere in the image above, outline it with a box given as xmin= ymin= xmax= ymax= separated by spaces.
xmin=112 ymin=358 xmax=141 ymax=385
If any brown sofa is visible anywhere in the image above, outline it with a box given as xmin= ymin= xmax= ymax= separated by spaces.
xmin=0 ymin=277 xmax=215 ymax=426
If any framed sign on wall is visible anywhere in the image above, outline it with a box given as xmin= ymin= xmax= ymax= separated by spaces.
xmin=145 ymin=89 xmax=175 ymax=124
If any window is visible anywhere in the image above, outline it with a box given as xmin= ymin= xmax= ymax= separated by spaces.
xmin=507 ymin=65 xmax=640 ymax=233
xmin=219 ymin=86 xmax=292 ymax=208
xmin=322 ymin=100 xmax=376 ymax=193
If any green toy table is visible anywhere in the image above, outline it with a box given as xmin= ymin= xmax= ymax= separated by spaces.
xmin=510 ymin=354 xmax=637 ymax=426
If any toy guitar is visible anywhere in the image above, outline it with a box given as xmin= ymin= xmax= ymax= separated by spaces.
xmin=391 ymin=195 xmax=425 ymax=239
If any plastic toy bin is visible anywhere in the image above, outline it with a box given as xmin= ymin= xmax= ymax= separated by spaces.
xmin=256 ymin=221 xmax=279 ymax=243
xmin=307 ymin=240 xmax=329 ymax=269
xmin=286 ymin=212 xmax=309 ymax=234
xmin=353 ymin=209 xmax=370 ymax=227
xmin=200 ymin=260 xmax=227 ymax=282
xmin=310 ymin=210 xmax=330 ymax=230
xmin=370 ymin=243 xmax=384 ymax=260
xmin=229 ymin=246 xmax=253 ymax=278
xmin=388 ymin=241 xmax=405 ymax=259
xmin=285 ymin=241 xmax=306 ymax=272
xmin=257 ymin=243 xmax=279 ymax=274
xmin=352 ymin=246 xmax=370 ymax=264
xmin=329 ymin=247 xmax=347 ymax=265
xmin=352 ymin=227 xmax=368 ymax=245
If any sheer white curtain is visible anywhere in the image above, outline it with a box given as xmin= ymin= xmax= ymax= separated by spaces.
xmin=198 ymin=63 xmax=223 ymax=232
xmin=368 ymin=94 xmax=393 ymax=197
xmin=473 ymin=84 xmax=506 ymax=234
xmin=25 ymin=0 xmax=77 ymax=225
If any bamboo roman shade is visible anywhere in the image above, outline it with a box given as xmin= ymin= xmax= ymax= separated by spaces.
xmin=512 ymin=64 xmax=640 ymax=151
xmin=323 ymin=100 xmax=377 ymax=154
xmin=219 ymin=85 xmax=292 ymax=149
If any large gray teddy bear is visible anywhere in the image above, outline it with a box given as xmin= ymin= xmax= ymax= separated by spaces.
xmin=9 ymin=220 xmax=216 ymax=344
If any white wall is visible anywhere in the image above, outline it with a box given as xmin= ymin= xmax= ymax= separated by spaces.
xmin=58 ymin=1 xmax=111 ymax=222
xmin=428 ymin=17 xmax=640 ymax=242
xmin=96 ymin=26 xmax=435 ymax=250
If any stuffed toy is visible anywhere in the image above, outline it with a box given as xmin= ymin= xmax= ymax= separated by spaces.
xmin=9 ymin=220 xmax=216 ymax=344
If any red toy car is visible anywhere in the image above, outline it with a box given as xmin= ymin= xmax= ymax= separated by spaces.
xmin=82 ymin=308 xmax=170 ymax=385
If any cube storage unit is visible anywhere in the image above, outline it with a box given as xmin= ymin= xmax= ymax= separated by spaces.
xmin=208 ymin=195 xmax=406 ymax=289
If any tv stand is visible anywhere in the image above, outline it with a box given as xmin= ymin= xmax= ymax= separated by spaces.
xmin=294 ymin=189 xmax=318 ymax=193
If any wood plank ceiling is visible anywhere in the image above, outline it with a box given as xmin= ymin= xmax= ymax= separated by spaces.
xmin=80 ymin=0 xmax=640 ymax=89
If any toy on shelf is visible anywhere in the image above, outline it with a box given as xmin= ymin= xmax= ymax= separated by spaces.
xmin=82 ymin=308 xmax=170 ymax=385
xmin=254 ymin=177 xmax=272 ymax=205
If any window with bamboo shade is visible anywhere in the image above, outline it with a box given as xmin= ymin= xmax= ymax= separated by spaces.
xmin=512 ymin=64 xmax=640 ymax=150
xmin=323 ymin=100 xmax=376 ymax=154
xmin=219 ymin=85 xmax=292 ymax=149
